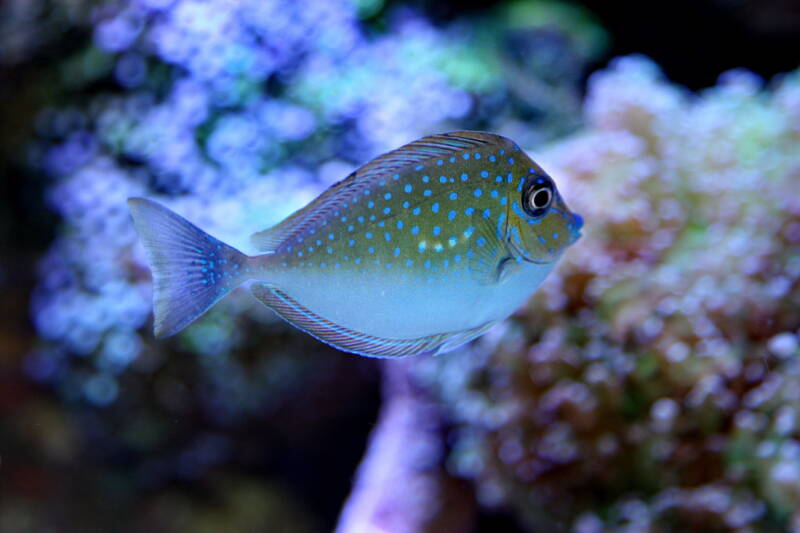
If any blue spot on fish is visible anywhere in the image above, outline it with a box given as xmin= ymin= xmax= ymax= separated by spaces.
xmin=411 ymin=226 xmax=420 ymax=235
xmin=432 ymin=203 xmax=440 ymax=213
xmin=404 ymin=184 xmax=412 ymax=193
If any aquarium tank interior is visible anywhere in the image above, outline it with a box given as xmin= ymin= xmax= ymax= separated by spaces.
xmin=1 ymin=0 xmax=799 ymax=531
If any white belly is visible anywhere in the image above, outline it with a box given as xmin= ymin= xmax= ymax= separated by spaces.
xmin=262 ymin=261 xmax=554 ymax=339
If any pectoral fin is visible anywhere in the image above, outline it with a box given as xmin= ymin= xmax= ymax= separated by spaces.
xmin=468 ymin=216 xmax=518 ymax=285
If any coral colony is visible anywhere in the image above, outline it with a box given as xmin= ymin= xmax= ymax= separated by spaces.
xmin=28 ymin=0 xmax=588 ymax=406
xmin=420 ymin=57 xmax=800 ymax=531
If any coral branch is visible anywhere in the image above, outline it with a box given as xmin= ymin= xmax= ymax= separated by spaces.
xmin=335 ymin=359 xmax=474 ymax=533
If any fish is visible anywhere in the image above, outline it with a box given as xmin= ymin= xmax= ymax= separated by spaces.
xmin=128 ymin=131 xmax=583 ymax=358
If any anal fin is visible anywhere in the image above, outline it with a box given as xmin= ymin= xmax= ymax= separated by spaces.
xmin=251 ymin=283 xmax=494 ymax=358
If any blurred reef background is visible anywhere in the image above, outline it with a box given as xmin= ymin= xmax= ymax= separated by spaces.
xmin=1 ymin=0 xmax=799 ymax=532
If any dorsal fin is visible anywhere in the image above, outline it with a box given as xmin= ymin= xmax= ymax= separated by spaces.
xmin=251 ymin=131 xmax=512 ymax=252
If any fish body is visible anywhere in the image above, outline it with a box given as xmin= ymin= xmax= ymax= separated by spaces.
xmin=128 ymin=131 xmax=582 ymax=357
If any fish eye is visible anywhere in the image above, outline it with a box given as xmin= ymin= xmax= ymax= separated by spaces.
xmin=523 ymin=175 xmax=554 ymax=218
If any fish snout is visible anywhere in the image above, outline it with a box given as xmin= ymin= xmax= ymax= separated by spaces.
xmin=568 ymin=212 xmax=584 ymax=242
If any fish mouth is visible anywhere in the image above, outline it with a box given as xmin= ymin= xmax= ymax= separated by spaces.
xmin=569 ymin=213 xmax=584 ymax=242
xmin=572 ymin=212 xmax=584 ymax=231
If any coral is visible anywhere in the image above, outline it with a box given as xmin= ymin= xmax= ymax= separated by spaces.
xmin=10 ymin=0 xmax=604 ymax=530
xmin=26 ymin=0 xmax=595 ymax=413
xmin=419 ymin=56 xmax=800 ymax=532
xmin=336 ymin=360 xmax=474 ymax=533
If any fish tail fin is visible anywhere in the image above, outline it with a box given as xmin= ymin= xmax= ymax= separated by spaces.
xmin=128 ymin=197 xmax=252 ymax=338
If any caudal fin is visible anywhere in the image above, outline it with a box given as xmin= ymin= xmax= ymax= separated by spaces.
xmin=128 ymin=198 xmax=251 ymax=338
